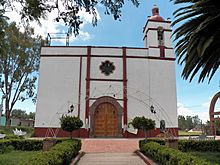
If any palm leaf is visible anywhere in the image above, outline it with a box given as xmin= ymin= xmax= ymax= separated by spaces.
xmin=172 ymin=0 xmax=220 ymax=82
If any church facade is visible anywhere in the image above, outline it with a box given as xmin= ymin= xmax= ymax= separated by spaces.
xmin=34 ymin=6 xmax=178 ymax=138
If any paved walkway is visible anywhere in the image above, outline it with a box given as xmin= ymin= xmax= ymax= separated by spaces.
xmin=81 ymin=138 xmax=141 ymax=153
xmin=76 ymin=138 xmax=147 ymax=165
xmin=77 ymin=153 xmax=146 ymax=165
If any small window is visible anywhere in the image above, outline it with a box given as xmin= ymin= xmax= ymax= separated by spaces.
xmin=157 ymin=27 xmax=164 ymax=46
xmin=99 ymin=60 xmax=115 ymax=76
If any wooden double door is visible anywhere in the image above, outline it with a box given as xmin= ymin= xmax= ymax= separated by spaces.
xmin=94 ymin=102 xmax=118 ymax=137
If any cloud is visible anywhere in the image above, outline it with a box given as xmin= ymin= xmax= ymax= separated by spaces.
xmin=177 ymin=103 xmax=209 ymax=123
xmin=4 ymin=2 xmax=100 ymax=42
xmin=178 ymin=96 xmax=220 ymax=123
xmin=202 ymin=95 xmax=220 ymax=112
xmin=202 ymin=101 xmax=210 ymax=109
xmin=50 ymin=30 xmax=92 ymax=46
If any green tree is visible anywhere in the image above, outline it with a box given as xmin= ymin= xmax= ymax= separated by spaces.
xmin=172 ymin=0 xmax=220 ymax=82
xmin=0 ymin=20 xmax=42 ymax=126
xmin=1 ymin=0 xmax=140 ymax=36
xmin=28 ymin=112 xmax=35 ymax=119
xmin=178 ymin=115 xmax=187 ymax=130
xmin=185 ymin=116 xmax=194 ymax=130
xmin=60 ymin=115 xmax=83 ymax=139
xmin=2 ymin=0 xmax=218 ymax=82
xmin=11 ymin=109 xmax=28 ymax=119
xmin=130 ymin=116 xmax=155 ymax=138
xmin=178 ymin=115 xmax=202 ymax=131
xmin=11 ymin=109 xmax=35 ymax=119
xmin=192 ymin=115 xmax=201 ymax=128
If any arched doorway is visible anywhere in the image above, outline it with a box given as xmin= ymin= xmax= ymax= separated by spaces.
xmin=90 ymin=96 xmax=123 ymax=137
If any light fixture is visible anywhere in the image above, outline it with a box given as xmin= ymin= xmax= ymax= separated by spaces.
xmin=150 ymin=105 xmax=156 ymax=114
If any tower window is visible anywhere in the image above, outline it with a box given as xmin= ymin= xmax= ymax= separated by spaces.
xmin=157 ymin=27 xmax=164 ymax=46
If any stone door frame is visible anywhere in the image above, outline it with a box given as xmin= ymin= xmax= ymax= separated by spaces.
xmin=89 ymin=96 xmax=123 ymax=137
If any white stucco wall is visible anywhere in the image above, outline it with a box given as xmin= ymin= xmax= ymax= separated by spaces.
xmin=36 ymin=46 xmax=177 ymax=129
xmin=148 ymin=60 xmax=178 ymax=127
xmin=78 ymin=57 xmax=87 ymax=127
xmin=164 ymin=31 xmax=172 ymax=48
xmin=146 ymin=30 xmax=158 ymax=48
xmin=90 ymin=57 xmax=123 ymax=80
xmin=127 ymin=58 xmax=177 ymax=127
xmin=90 ymin=81 xmax=123 ymax=102
xmin=91 ymin=47 xmax=122 ymax=56
xmin=144 ymin=21 xmax=171 ymax=35
xmin=126 ymin=48 xmax=148 ymax=57
xmin=35 ymin=56 xmax=80 ymax=127
xmin=127 ymin=58 xmax=151 ymax=120
xmin=41 ymin=47 xmax=87 ymax=55
xmin=143 ymin=20 xmax=174 ymax=58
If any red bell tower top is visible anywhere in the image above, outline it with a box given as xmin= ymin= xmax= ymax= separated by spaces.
xmin=148 ymin=5 xmax=164 ymax=21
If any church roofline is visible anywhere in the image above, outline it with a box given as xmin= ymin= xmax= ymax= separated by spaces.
xmin=42 ymin=45 xmax=149 ymax=50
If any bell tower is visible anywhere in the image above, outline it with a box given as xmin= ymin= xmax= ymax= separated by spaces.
xmin=143 ymin=5 xmax=174 ymax=58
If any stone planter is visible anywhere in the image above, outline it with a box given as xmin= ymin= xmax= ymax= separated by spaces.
xmin=165 ymin=138 xmax=178 ymax=150
xmin=43 ymin=139 xmax=57 ymax=151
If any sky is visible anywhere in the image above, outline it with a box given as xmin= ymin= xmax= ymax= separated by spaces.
xmin=2 ymin=0 xmax=220 ymax=123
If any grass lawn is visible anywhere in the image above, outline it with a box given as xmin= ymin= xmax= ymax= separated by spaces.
xmin=0 ymin=150 xmax=40 ymax=165
xmin=190 ymin=151 xmax=220 ymax=164
xmin=179 ymin=130 xmax=202 ymax=136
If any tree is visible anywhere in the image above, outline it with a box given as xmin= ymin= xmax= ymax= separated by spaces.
xmin=192 ymin=115 xmax=201 ymax=128
xmin=178 ymin=115 xmax=202 ymax=131
xmin=2 ymin=0 xmax=219 ymax=81
xmin=1 ymin=0 xmax=140 ymax=36
xmin=130 ymin=116 xmax=155 ymax=138
xmin=28 ymin=112 xmax=35 ymax=119
xmin=60 ymin=115 xmax=83 ymax=139
xmin=11 ymin=109 xmax=28 ymax=119
xmin=185 ymin=116 xmax=194 ymax=130
xmin=172 ymin=0 xmax=220 ymax=82
xmin=178 ymin=115 xmax=187 ymax=130
xmin=10 ymin=109 xmax=35 ymax=119
xmin=0 ymin=20 xmax=42 ymax=126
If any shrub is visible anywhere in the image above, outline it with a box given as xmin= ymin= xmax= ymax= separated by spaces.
xmin=0 ymin=145 xmax=14 ymax=154
xmin=178 ymin=140 xmax=220 ymax=152
xmin=0 ymin=139 xmax=43 ymax=151
xmin=139 ymin=138 xmax=165 ymax=149
xmin=21 ymin=139 xmax=81 ymax=165
xmin=139 ymin=141 xmax=213 ymax=165
xmin=60 ymin=115 xmax=83 ymax=139
xmin=140 ymin=139 xmax=220 ymax=152
xmin=11 ymin=139 xmax=43 ymax=151
xmin=130 ymin=116 xmax=155 ymax=130
xmin=130 ymin=116 xmax=155 ymax=138
xmin=4 ymin=134 xmax=24 ymax=140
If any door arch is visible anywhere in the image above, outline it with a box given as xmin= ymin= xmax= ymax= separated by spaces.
xmin=90 ymin=96 xmax=123 ymax=137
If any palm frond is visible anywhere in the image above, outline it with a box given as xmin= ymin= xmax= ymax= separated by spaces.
xmin=172 ymin=0 xmax=220 ymax=82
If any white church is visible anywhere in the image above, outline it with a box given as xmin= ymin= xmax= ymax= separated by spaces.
xmin=34 ymin=6 xmax=178 ymax=138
